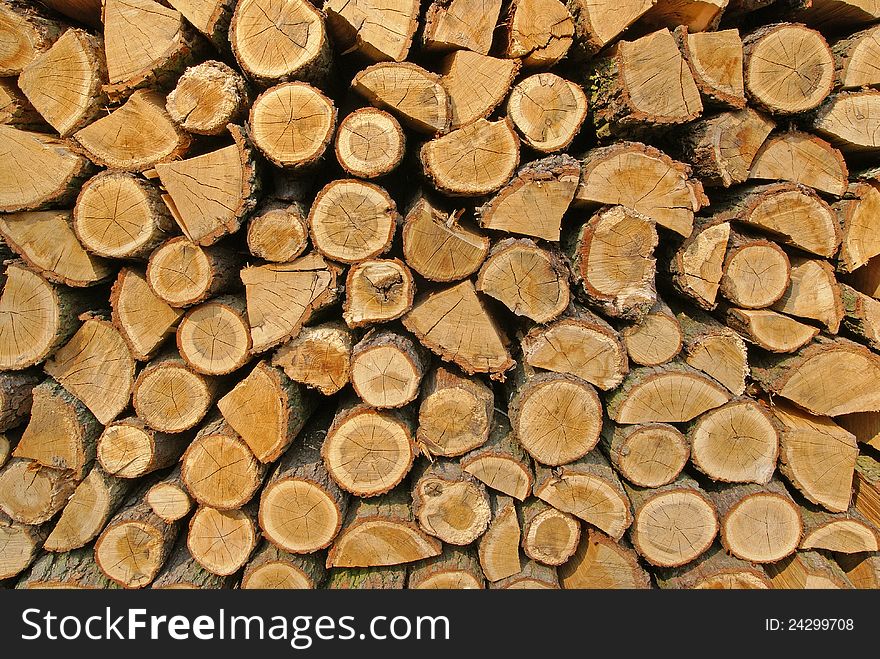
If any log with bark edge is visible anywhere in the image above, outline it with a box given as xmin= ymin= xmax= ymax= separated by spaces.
xmin=411 ymin=458 xmax=491 ymax=545
xmin=241 ymin=542 xmax=326 ymax=589
xmin=668 ymin=218 xmax=729 ymax=310
xmin=507 ymin=73 xmax=586 ymax=153
xmin=799 ymin=506 xmax=879 ymax=553
xmin=558 ymin=528 xmax=650 ymax=589
xmin=187 ymin=502 xmax=258 ymax=576
xmin=675 ymin=27 xmax=746 ymax=109
xmin=0 ymin=458 xmax=77 ymax=525
xmin=408 ymin=546 xmax=484 ymax=589
xmin=840 ymin=283 xmax=880 ymax=350
xmin=420 ymin=118 xmax=520 ymax=197
xmin=564 ymin=205 xmax=658 ymax=320
xmin=490 ymin=559 xmax=559 ymax=589
xmin=352 ymin=62 xmax=450 ymax=134
xmin=770 ymin=256 xmax=843 ymax=333
xmin=748 ymin=131 xmax=849 ymax=196
xmin=401 ymin=194 xmax=490 ymax=282
xmin=229 ymin=0 xmax=331 ymax=87
xmin=324 ymin=0 xmax=419 ymax=62
xmin=151 ymin=539 xmax=232 ymax=589
xmin=854 ymin=455 xmax=880 ymax=528
xmin=349 ymin=330 xmax=427 ymax=409
xmin=654 ymin=544 xmax=772 ymax=589
xmin=321 ymin=400 xmax=415 ymax=497
xmin=764 ymin=550 xmax=853 ymax=589
xmin=589 ymin=28 xmax=703 ymax=140
xmin=17 ymin=547 xmax=118 ymax=589
xmin=146 ymin=238 xmax=240 ymax=309
xmin=625 ymin=474 xmax=718 ymax=567
xmin=17 ymin=28 xmax=105 ymax=137
xmin=835 ymin=553 xmax=880 ymax=589
xmin=440 ymin=51 xmax=520 ymax=130
xmin=460 ymin=416 xmax=533 ymax=500
xmin=272 ymin=321 xmax=353 ymax=396
xmin=326 ymin=486 xmax=442 ymax=568
xmin=835 ymin=180 xmax=880 ymax=274
xmin=723 ymin=307 xmax=820 ymax=354
xmin=533 ymin=452 xmax=632 ymax=540
xmin=154 ymin=125 xmax=258 ymax=246
xmin=0 ymin=369 xmax=38 ymax=431
xmin=0 ymin=78 xmax=45 ymax=128
xmin=166 ymin=60 xmax=248 ymax=136
xmin=132 ymin=351 xmax=218 ymax=434
xmin=241 ymin=253 xmax=341 ymax=353
xmin=675 ymin=305 xmax=749 ymax=395
xmin=502 ymin=0 xmax=573 ymax=68
xmin=717 ymin=229 xmax=792 ymax=311
xmin=621 ymin=299 xmax=683 ymax=367
xmin=0 ymin=0 xmax=63 ymax=77
xmin=564 ymin=0 xmax=653 ymax=59
xmin=837 ymin=411 xmax=880 ymax=450
xmin=600 ymin=421 xmax=690 ymax=488
xmin=146 ymin=467 xmax=192 ymax=524
xmin=97 ymin=417 xmax=186 ymax=480
xmin=476 ymin=238 xmax=570 ymax=324
xmin=422 ymin=0 xmax=501 ymax=54
xmin=218 ymin=360 xmax=314 ymax=463
xmin=810 ymin=90 xmax=880 ymax=155
xmin=519 ymin=498 xmax=580 ymax=566
xmin=180 ymin=415 xmax=266 ymax=510
xmin=326 ymin=565 xmax=407 ymax=589
xmin=833 ymin=25 xmax=880 ymax=90
xmin=522 ymin=302 xmax=629 ymax=390
xmin=575 ymin=141 xmax=707 ymax=237
xmin=343 ymin=259 xmax=415 ymax=328
xmin=334 ymin=108 xmax=405 ymax=179
xmin=246 ymin=200 xmax=308 ymax=263
xmin=176 ymin=295 xmax=251 ymax=376
xmin=478 ymin=493 xmax=522 ymax=582
xmin=0 ymin=510 xmax=47 ymax=580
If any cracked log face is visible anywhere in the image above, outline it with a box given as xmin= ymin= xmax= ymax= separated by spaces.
xmin=177 ymin=296 xmax=251 ymax=376
xmin=187 ymin=506 xmax=257 ymax=576
xmin=441 ymin=51 xmax=519 ymax=130
xmin=352 ymin=62 xmax=450 ymax=133
xmin=166 ymin=60 xmax=248 ymax=136
xmin=503 ymin=0 xmax=574 ymax=68
xmin=748 ymin=131 xmax=848 ymax=196
xmin=132 ymin=354 xmax=215 ymax=433
xmin=507 ymin=74 xmax=587 ymax=153
xmin=325 ymin=0 xmax=420 ymax=62
xmin=335 ymin=108 xmax=405 ymax=179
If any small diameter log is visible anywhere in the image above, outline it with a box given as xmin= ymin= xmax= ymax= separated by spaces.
xmin=743 ymin=24 xmax=834 ymax=115
xmin=0 ymin=78 xmax=44 ymax=128
xmin=564 ymin=205 xmax=657 ymax=320
xmin=94 ymin=489 xmax=179 ymax=588
xmin=0 ymin=369 xmax=39 ymax=431
xmin=335 ymin=108 xmax=405 ymax=179
xmin=676 ymin=305 xmax=749 ymax=395
xmin=115 ymin=267 xmax=179 ymax=357
xmin=44 ymin=315 xmax=135 ymax=426
xmin=18 ymin=28 xmax=105 ymax=137
xmin=250 ymin=83 xmax=336 ymax=170
xmin=177 ymin=295 xmax=251 ymax=375
xmin=417 ymin=366 xmax=493 ymax=459
xmin=324 ymin=0 xmax=419 ymax=62
xmin=166 ymin=60 xmax=248 ymax=136
xmin=97 ymin=417 xmax=187 ymax=479
xmin=151 ymin=539 xmax=232 ymax=589
xmin=181 ymin=416 xmax=266 ymax=510
xmin=654 ymin=545 xmax=772 ymax=589
xmin=669 ymin=219 xmax=730 ymax=310
xmin=559 ymin=528 xmax=650 ymax=589
xmin=132 ymin=351 xmax=218 ymax=434
xmin=590 ymin=28 xmax=702 ymax=140
xmin=748 ymin=131 xmax=848 ymax=197
xmin=676 ymin=27 xmax=746 ymax=109
xmin=575 ymin=141 xmax=707 ymax=237
xmin=246 ymin=201 xmax=308 ymax=263
xmin=606 ymin=362 xmax=731 ymax=424
xmin=600 ymin=422 xmax=689 ymax=488
xmin=477 ymin=239 xmax=570 ymax=323
xmin=147 ymin=238 xmax=240 ymax=308
xmin=810 ymin=91 xmax=880 ymax=155
xmin=478 ymin=494 xmax=522 ymax=582
xmin=771 ymin=256 xmax=843 ymax=333
xmin=723 ymin=307 xmax=819 ymax=354
xmin=423 ymin=0 xmax=502 ymax=55
xmin=242 ymin=253 xmax=341 ymax=353
xmin=0 ymin=127 xmax=92 ymax=212
xmin=854 ymin=455 xmax=880 ymax=528
xmin=460 ymin=416 xmax=533 ymax=500
xmin=688 ymin=398 xmax=779 ymax=484
xmin=350 ymin=330 xmax=427 ymax=409
xmin=833 ymin=25 xmax=880 ymax=90
xmin=765 ymin=551 xmax=853 ymax=589
xmin=490 ymin=560 xmax=559 ymax=589
xmin=625 ymin=475 xmax=718 ymax=567
xmin=771 ymin=400 xmax=859 ymax=514
xmin=187 ymin=503 xmax=258 ymax=576
xmin=146 ymin=468 xmax=192 ymax=524
xmin=343 ymin=259 xmax=415 ymax=328
xmin=0 ymin=1 xmax=63 ymax=76
xmin=800 ymin=507 xmax=879 ymax=554
xmin=401 ymin=195 xmax=489 ymax=282
xmin=0 ymin=511 xmax=47 ymax=580
xmin=621 ymin=299 xmax=683 ymax=367
xmin=73 ymin=90 xmax=190 ymax=172
xmin=322 ymin=401 xmax=415 ymax=497
xmin=836 ymin=180 xmax=880 ymax=274
xmin=0 ymin=458 xmax=77 ymax=525
xmin=502 ymin=0 xmax=573 ymax=68
xmin=523 ymin=302 xmax=628 ymax=390
xmin=507 ymin=74 xmax=586 ymax=153
xmin=508 ymin=368 xmax=602 ymax=466
xmin=272 ymin=321 xmax=353 ymax=396
xmin=308 ymin=179 xmax=398 ymax=264
xmin=229 ymin=0 xmax=330 ymax=86
xmin=403 ymin=280 xmax=514 ymax=379
xmin=155 ymin=125 xmax=259 ymax=246
xmin=476 ymin=154 xmax=580 ymax=242
xmin=837 ymin=411 xmax=880 ymax=451
xmin=241 ymin=542 xmax=326 ymax=589
xmin=408 ymin=547 xmax=485 ymax=589
xmin=533 ymin=452 xmax=632 ymax=540
xmin=43 ymin=466 xmax=130 ymax=552
xmin=326 ymin=486 xmax=442 ymax=568
xmin=352 ymin=62 xmax=450 ymax=134
xmin=421 ymin=118 xmax=520 ymax=197
xmin=17 ymin=547 xmax=118 ymax=589
xmin=519 ymin=498 xmax=580 ymax=566
xmin=564 ymin=0 xmax=653 ymax=59
xmin=411 ymin=459 xmax=491 ymax=545
xmin=840 ymin=284 xmax=880 ymax=350
xmin=836 ymin=553 xmax=880 ymax=590
xmin=326 ymin=566 xmax=407 ymax=589
xmin=675 ymin=108 xmax=774 ymax=188
xmin=440 ymin=51 xmax=519 ymax=130
xmin=260 ymin=418 xmax=347 ymax=554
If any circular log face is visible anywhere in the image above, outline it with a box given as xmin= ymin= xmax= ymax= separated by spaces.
xmin=633 ymin=489 xmax=718 ymax=567
xmin=335 ymin=108 xmax=405 ymax=178
xmin=182 ymin=431 xmax=262 ymax=510
xmin=507 ymin=73 xmax=587 ymax=152
xmin=133 ymin=362 xmax=213 ymax=433
xmin=0 ymin=265 xmax=61 ymax=370
xmin=722 ymin=493 xmax=802 ymax=563
xmin=260 ymin=479 xmax=342 ymax=553
xmin=147 ymin=238 xmax=215 ymax=307
xmin=177 ymin=300 xmax=251 ymax=375
xmin=188 ymin=507 xmax=257 ymax=576
xmin=95 ymin=521 xmax=165 ymax=588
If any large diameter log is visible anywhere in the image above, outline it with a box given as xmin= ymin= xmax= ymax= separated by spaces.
xmin=411 ymin=459 xmax=491 ymax=545
xmin=460 ymin=417 xmax=533 ymax=500
xmin=165 ymin=60 xmax=248 ymax=136
xmin=97 ymin=418 xmax=187 ymax=479
xmin=558 ymin=529 xmax=650 ymax=589
xmin=408 ymin=547 xmax=484 ymax=589
xmin=272 ymin=321 xmax=353 ymax=396
xmin=0 ymin=458 xmax=77 ymax=525
xmin=187 ymin=503 xmax=258 ymax=576
xmin=478 ymin=494 xmax=522 ymax=582
xmin=241 ymin=542 xmax=326 ymax=589
xmin=654 ymin=545 xmax=771 ymax=589
xmin=600 ymin=422 xmax=689 ymax=488
xmin=507 ymin=74 xmax=586 ymax=153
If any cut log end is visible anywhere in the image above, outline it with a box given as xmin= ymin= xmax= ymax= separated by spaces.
xmin=335 ymin=108 xmax=405 ymax=179
xmin=507 ymin=74 xmax=586 ymax=153
xmin=187 ymin=506 xmax=257 ymax=576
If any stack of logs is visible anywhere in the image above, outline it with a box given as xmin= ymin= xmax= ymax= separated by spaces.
xmin=2 ymin=0 xmax=880 ymax=590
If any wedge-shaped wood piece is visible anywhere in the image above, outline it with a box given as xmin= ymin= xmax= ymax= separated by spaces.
xmin=352 ymin=62 xmax=450 ymax=133
xmin=166 ymin=0 xmax=234 ymax=44
xmin=460 ymin=417 xmax=532 ymax=500
xmin=155 ymin=125 xmax=258 ymax=246
xmin=166 ymin=60 xmax=248 ymax=136
xmin=835 ymin=180 xmax=880 ymax=273
xmin=423 ymin=0 xmax=502 ymax=54
xmin=507 ymin=74 xmax=586 ymax=153
xmin=800 ymin=507 xmax=879 ymax=554
xmin=811 ymin=91 xmax=880 ymax=155
xmin=600 ymin=422 xmax=689 ymax=488
xmin=44 ymin=316 xmax=135 ymax=425
xmin=324 ymin=0 xmax=419 ymax=62
xmin=412 ymin=459 xmax=491 ymax=545
xmin=723 ymin=307 xmax=819 ymax=353
xmin=177 ymin=295 xmax=251 ymax=375
xmin=559 ymin=529 xmax=650 ymax=589
xmin=188 ymin=504 xmax=257 ymax=577
xmin=771 ymin=257 xmax=843 ymax=332
xmin=343 ymin=259 xmax=415 ymax=328
xmin=98 ymin=418 xmax=186 ymax=479
xmin=676 ymin=305 xmax=749 ymax=395
xmin=0 ymin=0 xmax=63 ymax=76
xmin=147 ymin=238 xmax=240 ymax=308
xmin=621 ymin=299 xmax=681 ymax=367
xmin=478 ymin=494 xmax=522 ymax=582
xmin=241 ymin=542 xmax=326 ymax=589
xmin=111 ymin=268 xmax=183 ymax=361
xmin=133 ymin=351 xmax=217 ymax=434
xmin=669 ymin=219 xmax=729 ymax=309
xmin=0 ymin=458 xmax=77 ymax=525
xmin=833 ymin=25 xmax=880 ymax=90
xmin=748 ymin=131 xmax=848 ymax=196
xmin=272 ymin=322 xmax=353 ymax=396
xmin=564 ymin=0 xmax=654 ymax=59
xmin=441 ymin=51 xmax=520 ymax=130
xmin=676 ymin=27 xmax=745 ymax=109
xmin=654 ymin=544 xmax=771 ymax=589
xmin=408 ymin=547 xmax=484 ymax=589
xmin=326 ymin=487 xmax=442 ymax=568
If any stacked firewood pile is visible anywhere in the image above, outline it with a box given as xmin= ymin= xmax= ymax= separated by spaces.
xmin=2 ymin=0 xmax=880 ymax=590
